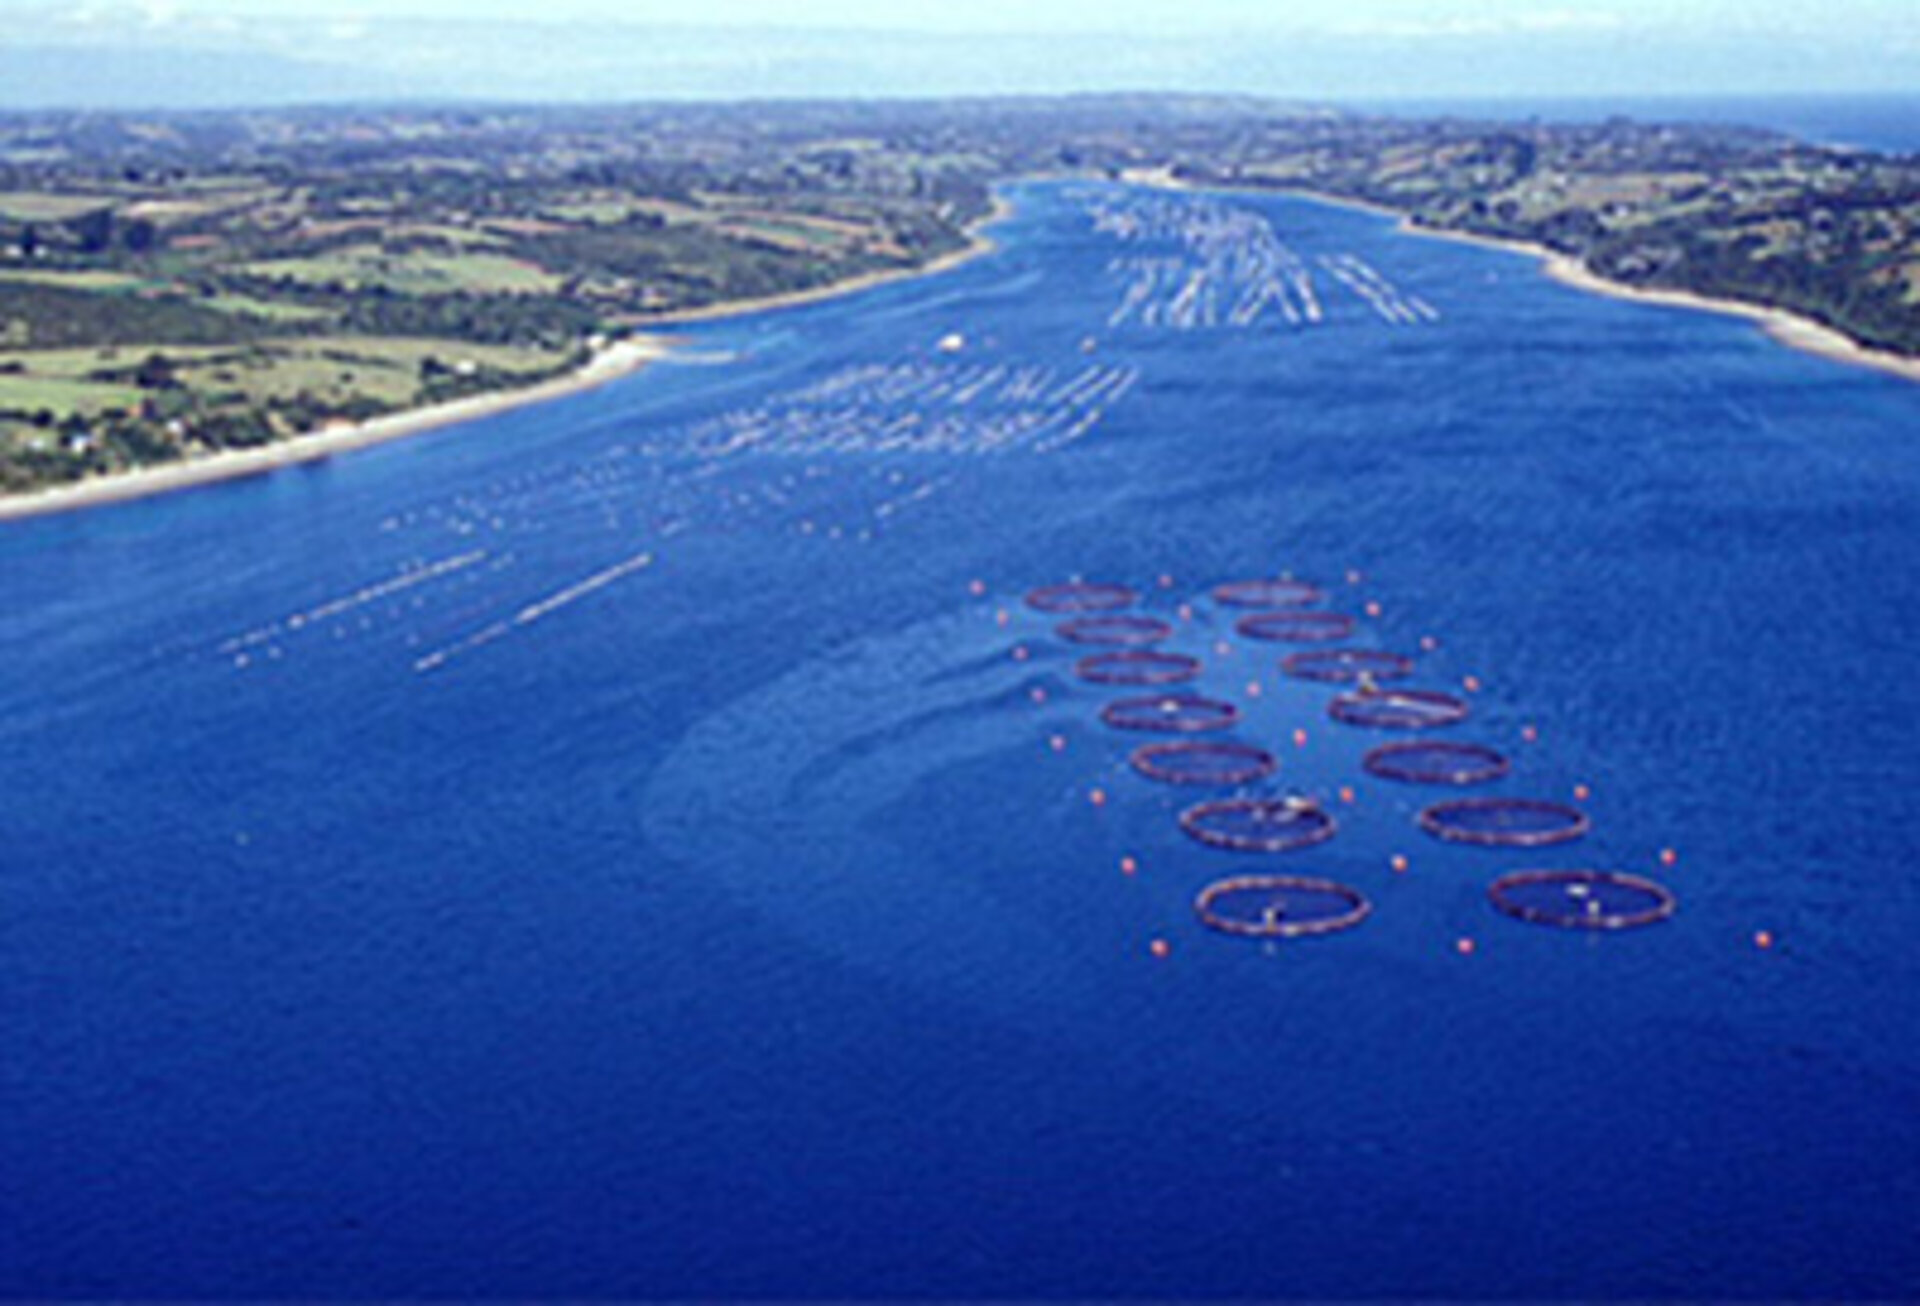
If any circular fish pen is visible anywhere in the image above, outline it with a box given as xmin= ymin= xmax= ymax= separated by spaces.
xmin=1363 ymin=740 xmax=1512 ymax=786
xmin=1075 ymin=650 xmax=1203 ymax=687
xmin=1489 ymin=870 xmax=1677 ymax=931
xmin=1101 ymin=693 xmax=1242 ymax=734
xmin=1130 ymin=740 xmax=1278 ymax=787
xmin=1179 ymin=798 xmax=1339 ymax=853
xmin=1235 ymin=611 xmax=1357 ymax=644
xmin=1329 ymin=688 xmax=1470 ymax=731
xmin=1282 ymin=649 xmax=1416 ymax=684
xmin=1055 ymin=614 xmax=1175 ymax=647
xmin=1025 ymin=582 xmax=1138 ymax=614
xmin=1420 ymin=798 xmax=1591 ymax=848
xmin=1195 ymin=875 xmax=1371 ymax=939
xmin=1212 ymin=579 xmax=1325 ymax=609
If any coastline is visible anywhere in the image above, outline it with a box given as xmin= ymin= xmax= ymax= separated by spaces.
xmin=0 ymin=338 xmax=666 ymax=523
xmin=630 ymin=193 xmax=1014 ymax=328
xmin=1389 ymin=213 xmax=1920 ymax=386
xmin=0 ymin=194 xmax=1015 ymax=523
xmin=1133 ymin=169 xmax=1920 ymax=386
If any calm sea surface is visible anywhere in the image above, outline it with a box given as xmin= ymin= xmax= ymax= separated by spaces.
xmin=3 ymin=181 xmax=1918 ymax=1297
xmin=1366 ymin=93 xmax=1920 ymax=155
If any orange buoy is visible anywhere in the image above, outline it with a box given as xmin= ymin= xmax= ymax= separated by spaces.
xmin=1346 ymin=570 xmax=1363 ymax=585
xmin=968 ymin=579 xmax=987 ymax=597
xmin=1365 ymin=601 xmax=1383 ymax=618
xmin=1029 ymin=686 xmax=1048 ymax=705
xmin=1214 ymin=640 xmax=1232 ymax=657
xmin=1754 ymin=930 xmax=1775 ymax=950
xmin=1463 ymin=674 xmax=1482 ymax=693
xmin=1121 ymin=856 xmax=1139 ymax=876
xmin=1390 ymin=854 xmax=1409 ymax=873
xmin=995 ymin=609 xmax=1011 ymax=627
xmin=1573 ymin=783 xmax=1591 ymax=801
xmin=1521 ymin=724 xmax=1539 ymax=743
xmin=1420 ymin=635 xmax=1439 ymax=652
xmin=1660 ymin=848 xmax=1678 ymax=868
xmin=1246 ymin=680 xmax=1263 ymax=698
xmin=1048 ymin=734 xmax=1067 ymax=753
xmin=1177 ymin=604 xmax=1195 ymax=621
xmin=1011 ymin=644 xmax=1030 ymax=662
xmin=1292 ymin=728 xmax=1309 ymax=748
xmin=1089 ymin=787 xmax=1108 ymax=808
xmin=1456 ymin=937 xmax=1477 ymax=956
xmin=1150 ymin=938 xmax=1172 ymax=959
xmin=1157 ymin=573 xmax=1176 ymax=590
xmin=1338 ymin=786 xmax=1356 ymax=805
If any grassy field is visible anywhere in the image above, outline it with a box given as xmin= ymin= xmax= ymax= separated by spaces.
xmin=0 ymin=337 xmax=571 ymax=419
xmin=170 ymin=337 xmax=567 ymax=405
xmin=0 ymin=192 xmax=114 ymax=222
xmin=238 ymin=246 xmax=564 ymax=296
xmin=0 ymin=373 xmax=145 ymax=418
xmin=199 ymin=293 xmax=335 ymax=323
xmin=0 ymin=269 xmax=152 ymax=292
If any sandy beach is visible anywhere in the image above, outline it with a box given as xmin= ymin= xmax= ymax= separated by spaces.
xmin=0 ymin=338 xmax=667 ymax=523
xmin=1135 ymin=170 xmax=1920 ymax=386
xmin=1362 ymin=208 xmax=1920 ymax=385
xmin=0 ymin=195 xmax=1016 ymax=524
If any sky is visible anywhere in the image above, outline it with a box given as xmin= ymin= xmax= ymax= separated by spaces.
xmin=3 ymin=0 xmax=1917 ymax=108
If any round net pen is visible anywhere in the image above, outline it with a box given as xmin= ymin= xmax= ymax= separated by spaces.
xmin=1180 ymin=797 xmax=1339 ymax=853
xmin=1101 ymin=693 xmax=1242 ymax=734
xmin=1363 ymin=740 xmax=1512 ymax=786
xmin=1130 ymin=740 xmax=1278 ymax=787
xmin=1419 ymin=798 xmax=1591 ymax=848
xmin=1075 ymin=650 xmax=1203 ymax=687
xmin=1025 ymin=582 xmax=1138 ymax=614
xmin=1282 ymin=649 xmax=1416 ymax=684
xmin=1212 ymin=579 xmax=1325 ymax=609
xmin=1195 ymin=875 xmax=1371 ymax=939
xmin=1489 ymin=870 xmax=1677 ymax=931
xmin=1235 ymin=611 xmax=1357 ymax=644
xmin=1056 ymin=615 xmax=1175 ymax=647
xmin=1329 ymin=688 xmax=1470 ymax=731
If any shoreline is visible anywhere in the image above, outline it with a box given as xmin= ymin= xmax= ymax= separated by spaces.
xmin=628 ymin=193 xmax=1014 ymax=328
xmin=0 ymin=194 xmax=1015 ymax=524
xmin=0 ymin=339 xmax=666 ymax=523
xmin=1134 ymin=169 xmax=1920 ymax=386
xmin=1385 ymin=210 xmax=1920 ymax=386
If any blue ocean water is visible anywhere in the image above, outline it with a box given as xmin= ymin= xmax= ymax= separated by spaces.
xmin=3 ymin=181 xmax=1919 ymax=1298
xmin=1366 ymin=93 xmax=1920 ymax=155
